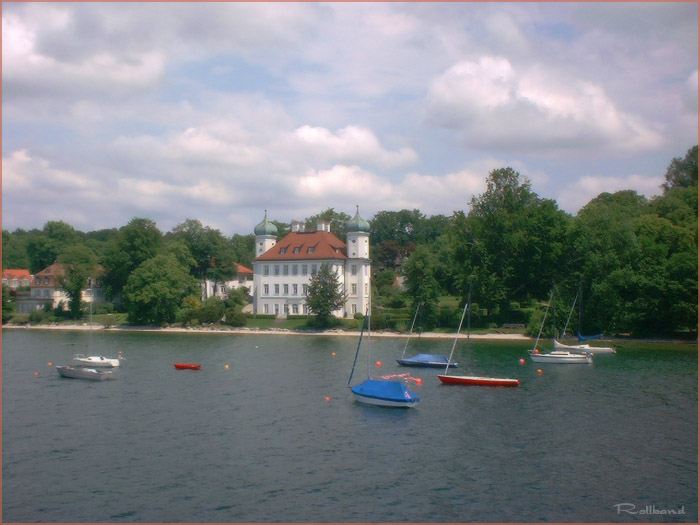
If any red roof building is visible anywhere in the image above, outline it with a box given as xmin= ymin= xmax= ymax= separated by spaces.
xmin=2 ymin=269 xmax=32 ymax=289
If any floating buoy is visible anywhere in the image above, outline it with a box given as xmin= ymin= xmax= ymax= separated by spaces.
xmin=324 ymin=396 xmax=331 ymax=402
xmin=34 ymin=371 xmax=39 ymax=377
xmin=47 ymin=362 xmax=53 ymax=366
xmin=332 ymin=352 xmax=336 ymax=356
xmin=537 ymin=369 xmax=543 ymax=375
xmin=415 ymin=378 xmax=423 ymax=386
xmin=375 ymin=361 xmax=382 ymax=367
xmin=534 ymin=348 xmax=540 ymax=354
xmin=519 ymin=358 xmax=525 ymax=365
xmin=224 ymin=364 xmax=230 ymax=369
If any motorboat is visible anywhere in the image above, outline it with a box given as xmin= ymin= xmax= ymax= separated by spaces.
xmin=174 ymin=363 xmax=202 ymax=370
xmin=56 ymin=365 xmax=114 ymax=381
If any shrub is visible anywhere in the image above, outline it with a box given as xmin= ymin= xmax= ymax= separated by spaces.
xmin=224 ymin=309 xmax=247 ymax=327
xmin=29 ymin=309 xmax=45 ymax=324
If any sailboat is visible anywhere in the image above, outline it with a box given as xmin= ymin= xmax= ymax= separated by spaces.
xmin=438 ymin=281 xmax=520 ymax=386
xmin=349 ymin=307 xmax=421 ymax=408
xmin=554 ymin=277 xmax=615 ymax=354
xmin=73 ymin=279 xmax=122 ymax=368
xmin=396 ymin=301 xmax=457 ymax=368
xmin=529 ymin=288 xmax=592 ymax=364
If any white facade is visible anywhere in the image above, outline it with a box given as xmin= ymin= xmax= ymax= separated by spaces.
xmin=252 ymin=210 xmax=371 ymax=318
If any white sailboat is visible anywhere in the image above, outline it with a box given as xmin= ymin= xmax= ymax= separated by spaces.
xmin=73 ymin=279 xmax=122 ymax=368
xmin=529 ymin=289 xmax=592 ymax=364
xmin=554 ymin=278 xmax=615 ymax=355
xmin=56 ymin=365 xmax=114 ymax=381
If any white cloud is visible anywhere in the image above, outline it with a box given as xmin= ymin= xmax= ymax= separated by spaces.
xmin=557 ymin=174 xmax=664 ymax=213
xmin=425 ymin=56 xmax=664 ymax=152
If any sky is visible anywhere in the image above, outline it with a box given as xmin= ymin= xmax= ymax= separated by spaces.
xmin=2 ymin=2 xmax=698 ymax=237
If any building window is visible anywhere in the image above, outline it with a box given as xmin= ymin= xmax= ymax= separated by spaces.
xmin=351 ymin=264 xmax=357 ymax=276
xmin=264 ymin=265 xmax=270 ymax=276
xmin=283 ymin=284 xmax=289 ymax=295
xmin=44 ymin=277 xmax=50 ymax=285
xmin=292 ymin=304 xmax=299 ymax=314
xmin=33 ymin=289 xmax=40 ymax=297
xmin=264 ymin=304 xmax=269 ymax=314
xmin=311 ymin=264 xmax=317 ymax=275
xmin=293 ymin=284 xmax=298 ymax=295
xmin=352 ymin=283 xmax=357 ymax=295
xmin=352 ymin=304 xmax=357 ymax=315
xmin=292 ymin=265 xmax=298 ymax=275
xmin=303 ymin=305 xmax=309 ymax=314
xmin=283 ymin=265 xmax=289 ymax=276
xmin=274 ymin=265 xmax=280 ymax=275
xmin=293 ymin=247 xmax=300 ymax=254
xmin=43 ymin=289 xmax=50 ymax=297
xmin=365 ymin=283 xmax=368 ymax=295
xmin=284 ymin=304 xmax=289 ymax=315
xmin=263 ymin=284 xmax=269 ymax=295
xmin=35 ymin=277 xmax=41 ymax=285
xmin=280 ymin=247 xmax=287 ymax=254
xmin=274 ymin=284 xmax=280 ymax=295
xmin=308 ymin=246 xmax=315 ymax=254
xmin=303 ymin=284 xmax=308 ymax=296
xmin=274 ymin=304 xmax=279 ymax=315
xmin=302 ymin=264 xmax=308 ymax=275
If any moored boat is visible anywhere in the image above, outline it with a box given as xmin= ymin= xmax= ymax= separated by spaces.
xmin=397 ymin=353 xmax=458 ymax=368
xmin=553 ymin=339 xmax=615 ymax=354
xmin=56 ymin=365 xmax=114 ymax=381
xmin=350 ymin=378 xmax=421 ymax=408
xmin=174 ymin=363 xmax=201 ymax=370
xmin=438 ymin=374 xmax=520 ymax=387
xmin=529 ymin=350 xmax=592 ymax=364
xmin=73 ymin=354 xmax=121 ymax=367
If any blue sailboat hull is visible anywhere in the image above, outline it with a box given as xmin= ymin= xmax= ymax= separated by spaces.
xmin=397 ymin=353 xmax=458 ymax=368
xmin=350 ymin=379 xmax=420 ymax=408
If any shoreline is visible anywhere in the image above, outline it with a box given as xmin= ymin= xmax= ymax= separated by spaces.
xmin=2 ymin=323 xmax=531 ymax=340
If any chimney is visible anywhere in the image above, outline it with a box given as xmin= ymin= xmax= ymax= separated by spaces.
xmin=291 ymin=220 xmax=305 ymax=232
xmin=316 ymin=220 xmax=330 ymax=233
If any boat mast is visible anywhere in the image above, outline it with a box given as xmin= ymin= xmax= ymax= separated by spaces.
xmin=533 ymin=289 xmax=554 ymax=351
xmin=444 ymin=280 xmax=471 ymax=375
xmin=88 ymin=278 xmax=93 ymax=352
xmin=400 ymin=301 xmax=422 ymax=359
xmin=347 ymin=311 xmax=367 ymax=386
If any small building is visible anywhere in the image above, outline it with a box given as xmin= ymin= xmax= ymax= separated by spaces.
xmin=252 ymin=208 xmax=371 ymax=318
xmin=202 ymin=263 xmax=254 ymax=299
xmin=2 ymin=269 xmax=32 ymax=290
xmin=15 ymin=263 xmax=105 ymax=314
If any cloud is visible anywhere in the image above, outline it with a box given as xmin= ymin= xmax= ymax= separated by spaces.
xmin=557 ymin=173 xmax=664 ymax=213
xmin=684 ymin=70 xmax=698 ymax=113
xmin=425 ymin=56 xmax=664 ymax=152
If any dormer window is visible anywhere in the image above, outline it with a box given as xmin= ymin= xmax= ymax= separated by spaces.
xmin=293 ymin=247 xmax=300 ymax=254
xmin=308 ymin=246 xmax=315 ymax=254
xmin=280 ymin=247 xmax=287 ymax=254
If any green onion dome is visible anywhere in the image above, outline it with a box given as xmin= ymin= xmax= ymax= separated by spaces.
xmin=254 ymin=210 xmax=278 ymax=236
xmin=346 ymin=206 xmax=370 ymax=233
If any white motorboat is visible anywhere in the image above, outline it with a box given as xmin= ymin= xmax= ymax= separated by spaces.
xmin=553 ymin=339 xmax=615 ymax=354
xmin=56 ymin=365 xmax=114 ymax=381
xmin=529 ymin=350 xmax=592 ymax=364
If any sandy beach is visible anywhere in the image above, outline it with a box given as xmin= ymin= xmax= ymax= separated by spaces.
xmin=2 ymin=323 xmax=532 ymax=340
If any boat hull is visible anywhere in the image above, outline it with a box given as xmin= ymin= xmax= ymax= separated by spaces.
xmin=529 ymin=351 xmax=592 ymax=364
xmin=437 ymin=374 xmax=520 ymax=387
xmin=350 ymin=379 xmax=420 ymax=408
xmin=56 ymin=365 xmax=113 ymax=381
xmin=553 ymin=340 xmax=615 ymax=354
xmin=73 ymin=355 xmax=120 ymax=367
xmin=174 ymin=363 xmax=201 ymax=370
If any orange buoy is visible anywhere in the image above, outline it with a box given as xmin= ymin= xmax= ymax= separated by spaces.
xmin=519 ymin=358 xmax=525 ymax=365
xmin=34 ymin=371 xmax=39 ymax=377
xmin=537 ymin=369 xmax=543 ymax=375
xmin=324 ymin=396 xmax=331 ymax=402
xmin=375 ymin=361 xmax=382 ymax=367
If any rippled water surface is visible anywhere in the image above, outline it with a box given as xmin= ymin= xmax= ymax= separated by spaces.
xmin=2 ymin=329 xmax=697 ymax=522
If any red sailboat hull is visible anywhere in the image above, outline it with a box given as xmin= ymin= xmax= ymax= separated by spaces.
xmin=174 ymin=363 xmax=201 ymax=370
xmin=438 ymin=374 xmax=519 ymax=387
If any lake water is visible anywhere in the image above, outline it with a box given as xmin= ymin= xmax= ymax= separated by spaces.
xmin=2 ymin=328 xmax=697 ymax=523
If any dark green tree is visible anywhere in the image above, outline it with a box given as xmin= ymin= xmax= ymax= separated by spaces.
xmin=306 ymin=263 xmax=347 ymax=328
xmin=102 ymin=218 xmax=163 ymax=302
xmin=26 ymin=221 xmax=81 ymax=273
xmin=305 ymin=208 xmax=351 ymax=238
xmin=662 ymin=145 xmax=698 ymax=193
xmin=2 ymin=286 xmax=15 ymax=323
xmin=57 ymin=245 xmax=100 ymax=319
xmin=2 ymin=230 xmax=30 ymax=269
xmin=123 ymin=253 xmax=198 ymax=325
xmin=403 ymin=245 xmax=441 ymax=330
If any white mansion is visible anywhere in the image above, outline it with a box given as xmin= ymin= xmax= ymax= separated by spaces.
xmin=252 ymin=208 xmax=371 ymax=318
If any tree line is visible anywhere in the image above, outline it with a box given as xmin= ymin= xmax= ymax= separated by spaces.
xmin=3 ymin=146 xmax=697 ymax=337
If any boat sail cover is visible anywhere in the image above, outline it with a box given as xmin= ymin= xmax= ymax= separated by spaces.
xmin=351 ymin=378 xmax=421 ymax=404
xmin=397 ymin=353 xmax=456 ymax=367
xmin=578 ymin=332 xmax=603 ymax=341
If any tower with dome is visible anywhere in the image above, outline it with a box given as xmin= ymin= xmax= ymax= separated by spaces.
xmin=252 ymin=207 xmax=371 ymax=318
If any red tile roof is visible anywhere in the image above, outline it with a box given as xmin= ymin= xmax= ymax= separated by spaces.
xmin=2 ymin=269 xmax=32 ymax=281
xmin=237 ymin=264 xmax=253 ymax=275
xmin=255 ymin=231 xmax=348 ymax=261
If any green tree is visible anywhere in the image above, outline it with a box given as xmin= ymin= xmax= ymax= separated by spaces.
xmin=403 ymin=245 xmax=441 ymax=329
xmin=306 ymin=263 xmax=346 ymax=328
xmin=102 ymin=218 xmax=163 ymax=302
xmin=2 ymin=230 xmax=30 ymax=269
xmin=26 ymin=221 xmax=80 ymax=273
xmin=662 ymin=145 xmax=698 ymax=193
xmin=123 ymin=254 xmax=198 ymax=325
xmin=2 ymin=286 xmax=15 ymax=323
xmin=305 ymin=208 xmax=351 ymax=238
xmin=57 ymin=245 xmax=99 ymax=319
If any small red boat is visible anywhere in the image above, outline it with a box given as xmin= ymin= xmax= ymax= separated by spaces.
xmin=174 ymin=363 xmax=201 ymax=370
xmin=438 ymin=374 xmax=519 ymax=387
